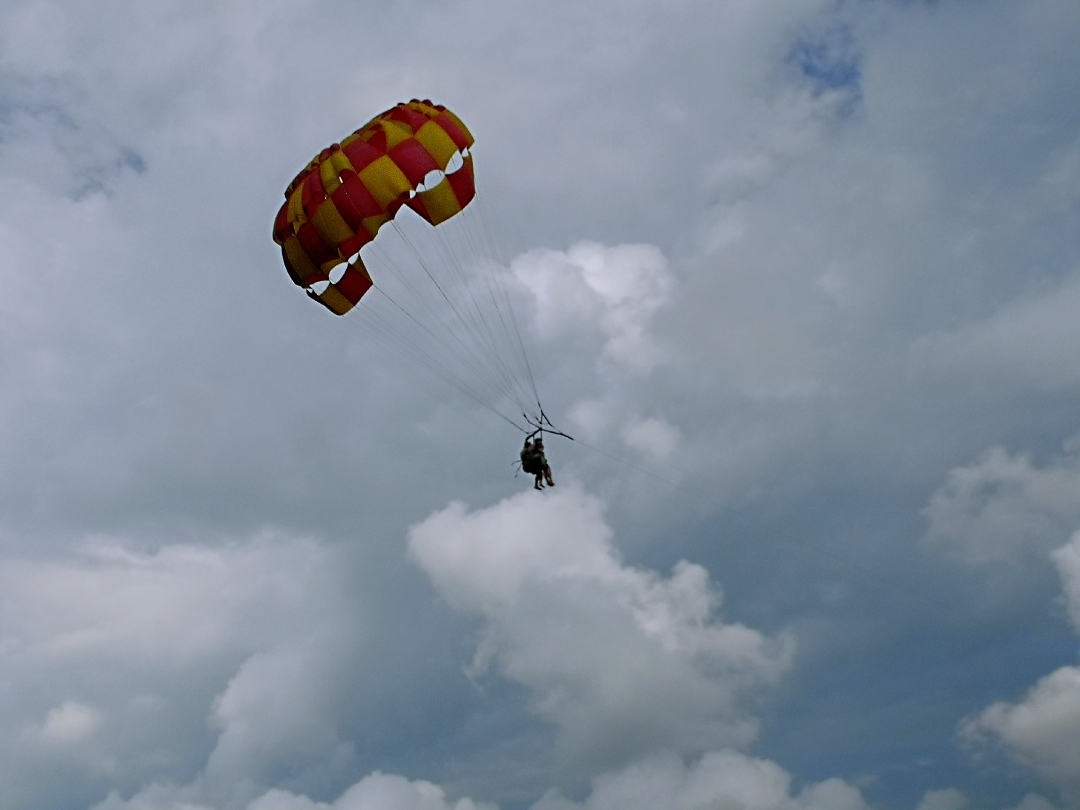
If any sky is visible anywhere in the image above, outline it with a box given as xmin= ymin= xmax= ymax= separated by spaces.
xmin=1 ymin=0 xmax=1080 ymax=808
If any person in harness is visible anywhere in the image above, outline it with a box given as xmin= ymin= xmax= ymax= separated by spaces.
xmin=521 ymin=436 xmax=555 ymax=490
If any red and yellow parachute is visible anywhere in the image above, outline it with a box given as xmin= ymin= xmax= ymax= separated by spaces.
xmin=273 ymin=100 xmax=476 ymax=315
xmin=272 ymin=100 xmax=545 ymax=433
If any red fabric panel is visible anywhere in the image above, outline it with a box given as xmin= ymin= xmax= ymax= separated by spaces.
xmin=388 ymin=138 xmax=440 ymax=186
xmin=302 ymin=171 xmax=327 ymax=217
xmin=273 ymin=202 xmax=291 ymax=244
xmin=334 ymin=263 xmax=374 ymax=304
xmin=282 ymin=163 xmax=313 ymax=198
xmin=365 ymin=128 xmax=387 ymax=153
xmin=447 ymin=158 xmax=476 ymax=207
xmin=387 ymin=104 xmax=429 ymax=132
xmin=296 ymin=221 xmax=336 ymax=265
xmin=341 ymin=138 xmax=383 ymax=172
xmin=434 ymin=113 xmax=470 ymax=149
xmin=406 ymin=194 xmax=434 ymax=224
xmin=332 ymin=172 xmax=383 ymax=227
xmin=339 ymin=231 xmax=373 ymax=259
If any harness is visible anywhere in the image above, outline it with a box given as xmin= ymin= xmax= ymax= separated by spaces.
xmin=520 ymin=446 xmax=543 ymax=475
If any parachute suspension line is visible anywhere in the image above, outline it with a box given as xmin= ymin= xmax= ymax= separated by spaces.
xmin=387 ymin=217 xmax=519 ymax=404
xmin=364 ymin=240 xmax=520 ymax=408
xmin=408 ymin=210 xmax=536 ymax=415
xmin=361 ymin=227 xmax=539 ymax=431
xmin=418 ymin=185 xmax=543 ymax=419
xmin=421 ymin=210 xmax=538 ymax=418
xmin=453 ymin=197 xmax=542 ymax=414
xmin=441 ymin=184 xmax=543 ymax=416
xmin=401 ymin=219 xmax=531 ymax=415
xmin=389 ymin=217 xmax=538 ymax=419
xmin=353 ymin=287 xmax=530 ymax=433
xmin=273 ymin=101 xmax=545 ymax=435
xmin=363 ymin=281 xmax=517 ymax=420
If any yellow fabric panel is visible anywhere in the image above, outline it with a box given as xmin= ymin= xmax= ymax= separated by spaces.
xmin=410 ymin=100 xmax=438 ymax=116
xmin=414 ymin=121 xmax=459 ymax=168
xmin=381 ymin=119 xmax=414 ymax=150
xmin=319 ymin=158 xmax=339 ymax=195
xmin=359 ymin=156 xmax=411 ymax=209
xmin=287 ymin=187 xmax=307 ymax=230
xmin=320 ymin=255 xmax=345 ymax=273
xmin=317 ymin=284 xmax=356 ymax=316
xmin=417 ymin=180 xmax=462 ymax=225
xmin=283 ymin=236 xmax=321 ymax=284
xmin=329 ymin=150 xmax=354 ymax=174
xmin=362 ymin=213 xmax=389 ymax=238
xmin=313 ymin=200 xmax=354 ymax=252
xmin=319 ymin=150 xmax=355 ymax=195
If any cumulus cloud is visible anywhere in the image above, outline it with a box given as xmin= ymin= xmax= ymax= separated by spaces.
xmin=565 ymin=400 xmax=681 ymax=462
xmin=96 ymin=771 xmax=497 ymax=810
xmin=959 ymin=531 xmax=1080 ymax=808
xmin=1052 ymin=533 xmax=1080 ymax=630
xmin=407 ymin=487 xmax=794 ymax=772
xmin=0 ymin=534 xmax=361 ymax=808
xmin=922 ymin=440 xmax=1080 ymax=565
xmin=914 ymin=789 xmax=969 ymax=810
xmin=911 ymin=274 xmax=1080 ymax=394
xmin=0 ymin=537 xmax=336 ymax=663
xmin=250 ymin=773 xmax=497 ymax=810
xmin=962 ymin=666 xmax=1080 ymax=806
xmin=33 ymin=701 xmax=103 ymax=745
xmin=1004 ymin=796 xmax=1061 ymax=810
xmin=531 ymin=749 xmax=868 ymax=810
xmin=1 ymin=0 xmax=1080 ymax=807
xmin=511 ymin=242 xmax=673 ymax=373
xmin=619 ymin=416 xmax=681 ymax=462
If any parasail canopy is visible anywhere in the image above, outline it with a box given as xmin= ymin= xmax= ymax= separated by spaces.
xmin=271 ymin=100 xmax=553 ymax=435
xmin=273 ymin=100 xmax=476 ymax=315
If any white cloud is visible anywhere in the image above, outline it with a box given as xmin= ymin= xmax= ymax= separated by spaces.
xmin=1005 ymin=796 xmax=1061 ymax=810
xmin=620 ymin=416 xmax=681 ymax=462
xmin=567 ymin=400 xmax=616 ymax=441
xmin=531 ymin=749 xmax=869 ymax=810
xmin=963 ymin=666 xmax=1080 ymax=805
xmin=205 ymin=642 xmax=350 ymax=787
xmin=512 ymin=242 xmax=673 ymax=373
xmin=914 ymin=788 xmax=969 ymax=810
xmin=923 ymin=442 xmax=1080 ymax=565
xmin=0 ymin=537 xmax=335 ymax=663
xmin=960 ymin=530 xmax=1080 ymax=808
xmin=95 ymin=771 xmax=497 ymax=810
xmin=911 ymin=273 xmax=1080 ymax=394
xmin=249 ymin=773 xmax=497 ymax=810
xmin=0 ymin=534 xmax=362 ymax=805
xmin=0 ymin=0 xmax=1079 ymax=807
xmin=407 ymin=486 xmax=794 ymax=772
xmin=34 ymin=701 xmax=103 ymax=745
xmin=1051 ymin=532 xmax=1080 ymax=630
